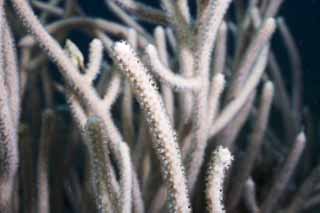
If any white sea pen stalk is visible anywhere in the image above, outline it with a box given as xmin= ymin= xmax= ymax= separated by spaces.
xmin=67 ymin=93 xmax=87 ymax=128
xmin=212 ymin=22 xmax=227 ymax=75
xmin=146 ymin=45 xmax=201 ymax=91
xmin=84 ymin=117 xmax=120 ymax=213
xmin=118 ymin=142 xmax=132 ymax=213
xmin=244 ymin=178 xmax=259 ymax=213
xmin=3 ymin=21 xmax=20 ymax=129
xmin=103 ymin=72 xmax=122 ymax=110
xmin=160 ymin=0 xmax=184 ymax=24
xmin=132 ymin=174 xmax=145 ymax=213
xmin=206 ymin=146 xmax=233 ymax=213
xmin=122 ymin=28 xmax=136 ymax=145
xmin=37 ymin=110 xmax=55 ymax=213
xmin=228 ymin=18 xmax=276 ymax=101
xmin=196 ymin=0 xmax=232 ymax=78
xmin=0 ymin=55 xmax=18 ymax=213
xmin=176 ymin=0 xmax=191 ymax=24
xmin=86 ymin=39 xmax=103 ymax=82
xmin=106 ymin=1 xmax=150 ymax=39
xmin=154 ymin=26 xmax=174 ymax=123
xmin=264 ymin=0 xmax=284 ymax=17
xmin=209 ymin=46 xmax=269 ymax=137
xmin=207 ymin=73 xmax=225 ymax=126
xmin=178 ymin=47 xmax=194 ymax=125
xmin=31 ymin=0 xmax=63 ymax=18
xmin=113 ymin=41 xmax=191 ymax=213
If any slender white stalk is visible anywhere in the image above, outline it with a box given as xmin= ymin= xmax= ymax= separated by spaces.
xmin=67 ymin=93 xmax=87 ymax=128
xmin=32 ymin=0 xmax=64 ymax=17
xmin=277 ymin=18 xmax=302 ymax=117
xmin=3 ymin=20 xmax=20 ymax=129
xmin=244 ymin=178 xmax=260 ymax=213
xmin=127 ymin=28 xmax=138 ymax=49
xmin=176 ymin=0 xmax=191 ymax=24
xmin=86 ymin=39 xmax=103 ymax=83
xmin=132 ymin=172 xmax=145 ymax=213
xmin=178 ymin=47 xmax=194 ymax=125
xmin=206 ymin=146 xmax=233 ymax=213
xmin=118 ymin=142 xmax=132 ymax=213
xmin=113 ymin=41 xmax=191 ymax=213
xmin=264 ymin=0 xmax=284 ymax=17
xmin=212 ymin=22 xmax=227 ymax=75
xmin=161 ymin=0 xmax=190 ymax=46
xmin=196 ymin=0 xmax=232 ymax=78
xmin=154 ymin=26 xmax=174 ymax=122
xmin=37 ymin=110 xmax=55 ymax=213
xmin=227 ymin=18 xmax=276 ymax=101
xmin=209 ymin=47 xmax=269 ymax=137
xmin=122 ymin=28 xmax=136 ymax=145
xmin=218 ymin=92 xmax=256 ymax=149
xmin=102 ymin=72 xmax=121 ymax=110
xmin=85 ymin=117 xmax=120 ymax=213
xmin=106 ymin=1 xmax=151 ymax=40
xmin=146 ymin=45 xmax=201 ymax=91
xmin=207 ymin=73 xmax=225 ymax=126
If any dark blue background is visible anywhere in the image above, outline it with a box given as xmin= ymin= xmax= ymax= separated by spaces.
xmin=78 ymin=0 xmax=320 ymax=113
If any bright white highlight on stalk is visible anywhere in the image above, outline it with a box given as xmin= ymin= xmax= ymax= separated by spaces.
xmin=206 ymin=146 xmax=233 ymax=213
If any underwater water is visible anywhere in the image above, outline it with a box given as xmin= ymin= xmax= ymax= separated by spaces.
xmin=0 ymin=0 xmax=319 ymax=212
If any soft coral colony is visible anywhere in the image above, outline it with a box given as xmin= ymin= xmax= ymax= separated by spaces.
xmin=0 ymin=0 xmax=318 ymax=212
